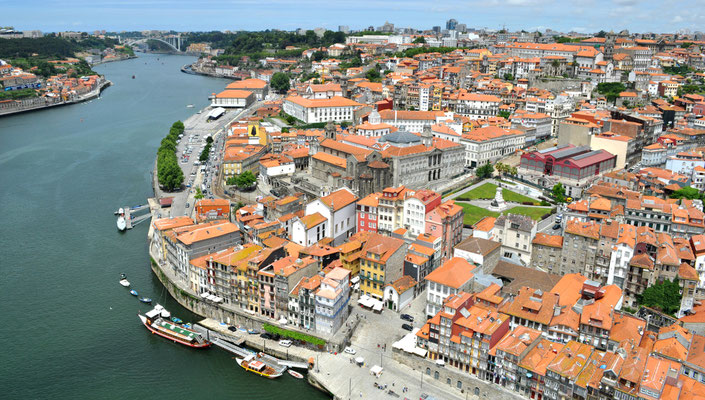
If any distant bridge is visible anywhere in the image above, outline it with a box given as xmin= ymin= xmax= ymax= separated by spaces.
xmin=123 ymin=35 xmax=183 ymax=52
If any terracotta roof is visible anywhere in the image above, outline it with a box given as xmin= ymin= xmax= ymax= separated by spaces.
xmin=424 ymin=257 xmax=476 ymax=289
xmin=320 ymin=188 xmax=359 ymax=211
xmin=312 ymin=151 xmax=346 ymax=169
xmin=215 ymin=89 xmax=253 ymax=98
xmin=454 ymin=236 xmax=501 ymax=256
xmin=299 ymin=212 xmax=327 ymax=229
xmin=386 ymin=275 xmax=417 ymax=294
xmin=532 ymin=233 xmax=563 ymax=248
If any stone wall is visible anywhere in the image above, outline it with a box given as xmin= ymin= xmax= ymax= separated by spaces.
xmin=391 ymin=349 xmax=524 ymax=400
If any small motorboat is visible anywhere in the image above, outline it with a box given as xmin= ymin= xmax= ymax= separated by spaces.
xmin=186 ymin=104 xmax=194 ymax=108
xmin=119 ymin=274 xmax=130 ymax=287
xmin=247 ymin=329 xmax=260 ymax=335
xmin=139 ymin=297 xmax=152 ymax=304
xmin=171 ymin=317 xmax=183 ymax=324
xmin=130 ymin=289 xmax=138 ymax=296
xmin=288 ymin=370 xmax=304 ymax=379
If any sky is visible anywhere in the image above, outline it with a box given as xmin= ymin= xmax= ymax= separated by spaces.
xmin=6 ymin=0 xmax=704 ymax=34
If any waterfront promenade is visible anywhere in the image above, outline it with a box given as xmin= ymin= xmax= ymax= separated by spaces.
xmin=0 ymin=77 xmax=111 ymax=117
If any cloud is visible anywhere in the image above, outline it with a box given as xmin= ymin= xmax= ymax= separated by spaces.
xmin=671 ymin=15 xmax=684 ymax=23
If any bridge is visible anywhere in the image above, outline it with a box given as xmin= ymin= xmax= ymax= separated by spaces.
xmin=122 ymin=35 xmax=183 ymax=52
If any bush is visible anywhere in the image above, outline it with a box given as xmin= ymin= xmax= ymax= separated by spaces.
xmin=262 ymin=323 xmax=326 ymax=346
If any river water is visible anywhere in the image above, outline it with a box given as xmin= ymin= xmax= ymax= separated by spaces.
xmin=0 ymin=53 xmax=328 ymax=400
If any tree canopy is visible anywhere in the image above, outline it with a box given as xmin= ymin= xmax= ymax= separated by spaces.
xmin=270 ymin=72 xmax=290 ymax=94
xmin=669 ymin=186 xmax=704 ymax=201
xmin=476 ymin=162 xmax=494 ymax=179
xmin=413 ymin=36 xmax=426 ymax=44
xmin=228 ymin=170 xmax=256 ymax=189
xmin=552 ymin=183 xmax=566 ymax=203
xmin=638 ymin=278 xmax=682 ymax=316
xmin=156 ymin=121 xmax=185 ymax=191
xmin=596 ymin=82 xmax=627 ymax=103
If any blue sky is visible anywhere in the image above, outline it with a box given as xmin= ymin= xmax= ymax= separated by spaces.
xmin=7 ymin=0 xmax=703 ymax=34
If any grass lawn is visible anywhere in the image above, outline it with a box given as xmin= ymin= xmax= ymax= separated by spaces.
xmin=460 ymin=203 xmax=500 ymax=225
xmin=457 ymin=182 xmax=539 ymax=205
xmin=505 ymin=206 xmax=553 ymax=220
xmin=459 ymin=203 xmax=552 ymax=225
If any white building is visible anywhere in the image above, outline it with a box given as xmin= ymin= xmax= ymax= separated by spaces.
xmin=303 ymin=83 xmax=343 ymax=99
xmin=383 ymin=276 xmax=417 ymax=312
xmin=424 ymin=257 xmax=476 ymax=318
xmin=315 ymin=267 xmax=351 ymax=335
xmin=304 ymin=187 xmax=359 ymax=246
xmin=283 ymin=96 xmax=361 ymax=124
xmin=291 ymin=213 xmax=328 ymax=247
xmin=607 ymin=224 xmax=635 ymax=289
xmin=460 ymin=126 xmax=525 ymax=168
xmin=378 ymin=109 xmax=446 ymax=133
xmin=510 ymin=111 xmax=552 ymax=143
xmin=211 ymin=90 xmax=255 ymax=108
xmin=454 ymin=93 xmax=501 ymax=120
xmin=259 ymin=154 xmax=295 ymax=184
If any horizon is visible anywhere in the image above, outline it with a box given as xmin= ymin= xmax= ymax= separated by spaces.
xmin=5 ymin=0 xmax=704 ymax=35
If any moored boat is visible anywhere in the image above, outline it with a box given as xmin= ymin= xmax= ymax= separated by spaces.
xmin=288 ymin=370 xmax=304 ymax=379
xmin=171 ymin=316 xmax=183 ymax=324
xmin=130 ymin=289 xmax=138 ymax=296
xmin=138 ymin=304 xmax=210 ymax=349
xmin=139 ymin=297 xmax=152 ymax=303
xmin=119 ymin=274 xmax=130 ymax=287
xmin=236 ymin=354 xmax=285 ymax=379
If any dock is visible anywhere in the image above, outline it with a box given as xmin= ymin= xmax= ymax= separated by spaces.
xmin=115 ymin=204 xmax=152 ymax=230
xmin=194 ymin=323 xmax=309 ymax=370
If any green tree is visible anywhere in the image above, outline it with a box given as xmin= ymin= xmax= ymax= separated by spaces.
xmin=270 ymin=72 xmax=291 ymax=94
xmin=199 ymin=143 xmax=212 ymax=162
xmin=413 ymin=36 xmax=426 ymax=44
xmin=552 ymin=183 xmax=566 ymax=203
xmin=503 ymin=73 xmax=514 ymax=81
xmin=498 ymin=110 xmax=511 ymax=119
xmin=234 ymin=170 xmax=256 ymax=189
xmin=194 ymin=188 xmax=204 ymax=200
xmin=234 ymin=201 xmax=245 ymax=210
xmin=206 ymin=136 xmax=213 ymax=144
xmin=476 ymin=162 xmax=494 ymax=179
xmin=365 ymin=68 xmax=381 ymax=82
xmin=638 ymin=278 xmax=682 ymax=316
xmin=595 ymin=30 xmax=607 ymax=38
xmin=670 ymin=186 xmax=703 ymax=200
xmin=311 ymin=51 xmax=325 ymax=62
xmin=597 ymin=82 xmax=627 ymax=103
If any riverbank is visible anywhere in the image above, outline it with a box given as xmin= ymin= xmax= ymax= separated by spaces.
xmin=181 ymin=62 xmax=240 ymax=80
xmin=0 ymin=78 xmax=112 ymax=117
xmin=91 ymin=54 xmax=137 ymax=66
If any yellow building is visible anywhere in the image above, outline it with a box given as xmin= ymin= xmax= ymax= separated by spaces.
xmin=248 ymin=121 xmax=268 ymax=146
xmin=359 ymin=233 xmax=406 ymax=299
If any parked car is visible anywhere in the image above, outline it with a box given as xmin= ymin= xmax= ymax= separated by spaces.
xmin=227 ymin=326 xmax=237 ymax=332
xmin=260 ymin=332 xmax=274 ymax=340
xmin=400 ymin=314 xmax=414 ymax=322
xmin=344 ymin=346 xmax=356 ymax=355
xmin=401 ymin=324 xmax=413 ymax=331
xmin=278 ymin=339 xmax=292 ymax=347
xmin=552 ymin=224 xmax=561 ymax=230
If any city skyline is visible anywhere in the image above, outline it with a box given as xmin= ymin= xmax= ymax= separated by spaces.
xmin=6 ymin=0 xmax=704 ymax=34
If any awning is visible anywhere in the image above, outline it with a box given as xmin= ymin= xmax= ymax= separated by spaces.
xmin=200 ymin=292 xmax=210 ymax=298
xmin=370 ymin=365 xmax=383 ymax=377
xmin=355 ymin=357 xmax=364 ymax=364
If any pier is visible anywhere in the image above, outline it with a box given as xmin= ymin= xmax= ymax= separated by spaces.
xmin=116 ymin=203 xmax=152 ymax=230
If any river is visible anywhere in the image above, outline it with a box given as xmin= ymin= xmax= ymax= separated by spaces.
xmin=0 ymin=53 xmax=329 ymax=400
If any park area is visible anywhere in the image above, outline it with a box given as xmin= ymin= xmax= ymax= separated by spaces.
xmin=455 ymin=182 xmax=541 ymax=205
xmin=459 ymin=203 xmax=552 ymax=226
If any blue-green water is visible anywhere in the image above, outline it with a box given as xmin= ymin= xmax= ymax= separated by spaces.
xmin=0 ymin=53 xmax=328 ymax=400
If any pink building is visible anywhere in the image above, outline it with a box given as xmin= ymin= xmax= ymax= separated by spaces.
xmin=258 ymin=268 xmax=276 ymax=319
xmin=426 ymin=200 xmax=464 ymax=261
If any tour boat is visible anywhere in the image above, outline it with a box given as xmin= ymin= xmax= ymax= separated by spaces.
xmin=130 ymin=289 xmax=138 ymax=296
xmin=119 ymin=274 xmax=130 ymax=287
xmin=138 ymin=305 xmax=210 ymax=349
xmin=139 ymin=297 xmax=152 ymax=304
xmin=117 ymin=215 xmax=127 ymax=231
xmin=236 ymin=354 xmax=285 ymax=379
xmin=288 ymin=370 xmax=304 ymax=379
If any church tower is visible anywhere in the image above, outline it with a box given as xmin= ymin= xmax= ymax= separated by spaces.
xmin=421 ymin=125 xmax=433 ymax=147
xmin=325 ymin=120 xmax=337 ymax=141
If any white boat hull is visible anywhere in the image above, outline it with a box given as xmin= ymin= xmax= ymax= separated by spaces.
xmin=119 ymin=279 xmax=130 ymax=287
